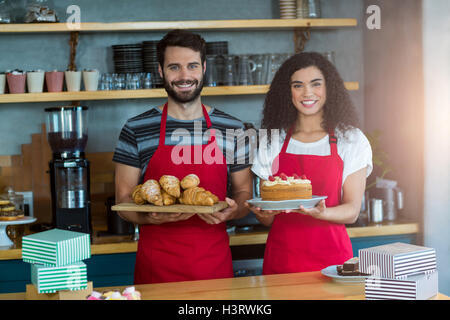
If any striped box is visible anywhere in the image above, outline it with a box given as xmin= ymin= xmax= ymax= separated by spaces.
xmin=365 ymin=270 xmax=438 ymax=300
xmin=31 ymin=262 xmax=88 ymax=294
xmin=359 ymin=242 xmax=436 ymax=279
xmin=22 ymin=228 xmax=91 ymax=266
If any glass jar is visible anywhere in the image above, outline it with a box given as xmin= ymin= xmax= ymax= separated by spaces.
xmin=307 ymin=0 xmax=321 ymax=18
xmin=0 ymin=0 xmax=12 ymax=24
xmin=1 ymin=187 xmax=24 ymax=213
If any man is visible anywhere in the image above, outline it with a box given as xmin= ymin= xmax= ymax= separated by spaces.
xmin=113 ymin=29 xmax=253 ymax=284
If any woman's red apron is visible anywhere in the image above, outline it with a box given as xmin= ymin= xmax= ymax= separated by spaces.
xmin=134 ymin=103 xmax=233 ymax=284
xmin=263 ymin=129 xmax=353 ymax=274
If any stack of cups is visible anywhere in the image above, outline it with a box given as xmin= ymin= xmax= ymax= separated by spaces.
xmin=45 ymin=71 xmax=64 ymax=92
xmin=6 ymin=71 xmax=27 ymax=93
xmin=82 ymin=69 xmax=99 ymax=91
xmin=0 ymin=73 xmax=5 ymax=94
xmin=296 ymin=0 xmax=309 ymax=18
xmin=27 ymin=70 xmax=45 ymax=93
xmin=279 ymin=0 xmax=297 ymax=19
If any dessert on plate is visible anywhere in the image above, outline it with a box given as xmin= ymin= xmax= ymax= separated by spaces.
xmin=260 ymin=173 xmax=312 ymax=201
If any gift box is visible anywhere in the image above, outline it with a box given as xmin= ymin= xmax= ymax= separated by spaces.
xmin=359 ymin=242 xmax=436 ymax=279
xmin=22 ymin=228 xmax=91 ymax=266
xmin=31 ymin=261 xmax=88 ymax=294
xmin=26 ymin=281 xmax=93 ymax=300
xmin=365 ymin=270 xmax=438 ymax=300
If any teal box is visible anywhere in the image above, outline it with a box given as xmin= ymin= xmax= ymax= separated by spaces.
xmin=31 ymin=261 xmax=88 ymax=294
xmin=22 ymin=228 xmax=91 ymax=266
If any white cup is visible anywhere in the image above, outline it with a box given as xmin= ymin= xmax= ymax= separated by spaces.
xmin=82 ymin=70 xmax=99 ymax=91
xmin=0 ymin=74 xmax=5 ymax=94
xmin=26 ymin=70 xmax=45 ymax=93
xmin=65 ymin=70 xmax=81 ymax=92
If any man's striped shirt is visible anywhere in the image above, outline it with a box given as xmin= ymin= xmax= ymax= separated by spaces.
xmin=112 ymin=106 xmax=252 ymax=182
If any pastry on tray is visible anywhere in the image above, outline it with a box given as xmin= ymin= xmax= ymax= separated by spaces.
xmin=159 ymin=175 xmax=181 ymax=198
xmin=131 ymin=174 xmax=219 ymax=207
xmin=180 ymin=174 xmax=200 ymax=189
xmin=161 ymin=190 xmax=177 ymax=206
xmin=131 ymin=184 xmax=146 ymax=205
xmin=140 ymin=179 xmax=163 ymax=206
xmin=179 ymin=186 xmax=219 ymax=206
xmin=260 ymin=173 xmax=312 ymax=201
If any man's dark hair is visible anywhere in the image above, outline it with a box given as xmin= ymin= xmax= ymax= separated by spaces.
xmin=157 ymin=29 xmax=206 ymax=67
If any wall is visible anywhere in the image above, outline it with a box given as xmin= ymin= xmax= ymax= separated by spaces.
xmin=0 ymin=0 xmax=365 ymax=156
xmin=422 ymin=0 xmax=450 ymax=296
xmin=363 ymin=0 xmax=424 ymax=224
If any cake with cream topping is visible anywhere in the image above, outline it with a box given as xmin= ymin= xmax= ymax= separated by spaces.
xmin=260 ymin=173 xmax=312 ymax=201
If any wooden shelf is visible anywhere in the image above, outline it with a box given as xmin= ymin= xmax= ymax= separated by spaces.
xmin=0 ymin=19 xmax=357 ymax=33
xmin=0 ymin=83 xmax=359 ymax=104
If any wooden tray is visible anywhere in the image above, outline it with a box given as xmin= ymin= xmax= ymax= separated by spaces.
xmin=111 ymin=201 xmax=228 ymax=214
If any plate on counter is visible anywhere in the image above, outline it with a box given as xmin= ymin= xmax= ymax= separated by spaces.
xmin=246 ymin=196 xmax=327 ymax=211
xmin=321 ymin=265 xmax=371 ymax=284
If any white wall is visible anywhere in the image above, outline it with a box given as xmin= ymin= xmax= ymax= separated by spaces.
xmin=422 ymin=0 xmax=450 ymax=296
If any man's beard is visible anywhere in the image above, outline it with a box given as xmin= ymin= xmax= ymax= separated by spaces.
xmin=163 ymin=75 xmax=204 ymax=103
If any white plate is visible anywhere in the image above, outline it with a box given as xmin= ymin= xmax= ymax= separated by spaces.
xmin=247 ymin=196 xmax=327 ymax=211
xmin=321 ymin=265 xmax=371 ymax=284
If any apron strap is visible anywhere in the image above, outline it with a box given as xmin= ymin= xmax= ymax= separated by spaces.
xmin=280 ymin=127 xmax=293 ymax=154
xmin=329 ymin=129 xmax=338 ymax=156
xmin=159 ymin=103 xmax=214 ymax=146
xmin=280 ymin=127 xmax=338 ymax=155
xmin=159 ymin=103 xmax=169 ymax=146
xmin=202 ymin=104 xmax=216 ymax=143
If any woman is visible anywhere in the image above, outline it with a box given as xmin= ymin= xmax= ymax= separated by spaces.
xmin=247 ymin=52 xmax=372 ymax=274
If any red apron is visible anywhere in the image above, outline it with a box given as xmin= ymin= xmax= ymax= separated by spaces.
xmin=263 ymin=129 xmax=353 ymax=274
xmin=134 ymin=103 xmax=233 ymax=284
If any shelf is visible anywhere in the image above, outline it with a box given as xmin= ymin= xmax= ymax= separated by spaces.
xmin=0 ymin=19 xmax=357 ymax=33
xmin=0 ymin=83 xmax=359 ymax=104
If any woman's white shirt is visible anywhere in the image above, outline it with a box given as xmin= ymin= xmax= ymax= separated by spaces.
xmin=251 ymin=127 xmax=373 ymax=189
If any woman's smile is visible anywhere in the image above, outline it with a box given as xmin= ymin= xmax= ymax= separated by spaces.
xmin=290 ymin=66 xmax=327 ymax=116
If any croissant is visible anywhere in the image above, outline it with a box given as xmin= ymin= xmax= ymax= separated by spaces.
xmin=180 ymin=187 xmax=219 ymax=206
xmin=140 ymin=179 xmax=163 ymax=206
xmin=131 ymin=184 xmax=146 ymax=205
xmin=180 ymin=174 xmax=200 ymax=189
xmin=159 ymin=175 xmax=181 ymax=198
xmin=162 ymin=190 xmax=177 ymax=206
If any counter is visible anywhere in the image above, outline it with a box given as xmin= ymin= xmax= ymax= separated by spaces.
xmin=0 ymin=221 xmax=419 ymax=260
xmin=0 ymin=271 xmax=447 ymax=300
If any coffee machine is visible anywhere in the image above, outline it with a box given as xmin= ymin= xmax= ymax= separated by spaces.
xmin=370 ymin=178 xmax=404 ymax=222
xmin=45 ymin=106 xmax=92 ymax=235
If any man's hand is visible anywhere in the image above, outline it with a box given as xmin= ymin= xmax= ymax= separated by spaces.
xmin=197 ymin=197 xmax=238 ymax=224
xmin=143 ymin=212 xmax=195 ymax=225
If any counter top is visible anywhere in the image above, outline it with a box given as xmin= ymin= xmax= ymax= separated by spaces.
xmin=0 ymin=271 xmax=447 ymax=300
xmin=0 ymin=221 xmax=419 ymax=260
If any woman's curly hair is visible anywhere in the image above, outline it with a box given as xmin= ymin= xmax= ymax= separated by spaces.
xmin=261 ymin=52 xmax=359 ymax=142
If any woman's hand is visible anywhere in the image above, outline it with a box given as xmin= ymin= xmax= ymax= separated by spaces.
xmin=284 ymin=199 xmax=327 ymax=220
xmin=244 ymin=201 xmax=285 ymax=226
xmin=245 ymin=202 xmax=285 ymax=218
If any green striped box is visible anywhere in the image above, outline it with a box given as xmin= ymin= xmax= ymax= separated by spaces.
xmin=22 ymin=228 xmax=91 ymax=266
xmin=31 ymin=262 xmax=88 ymax=294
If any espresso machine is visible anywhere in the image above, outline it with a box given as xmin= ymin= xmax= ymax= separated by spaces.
xmin=45 ymin=106 xmax=92 ymax=235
